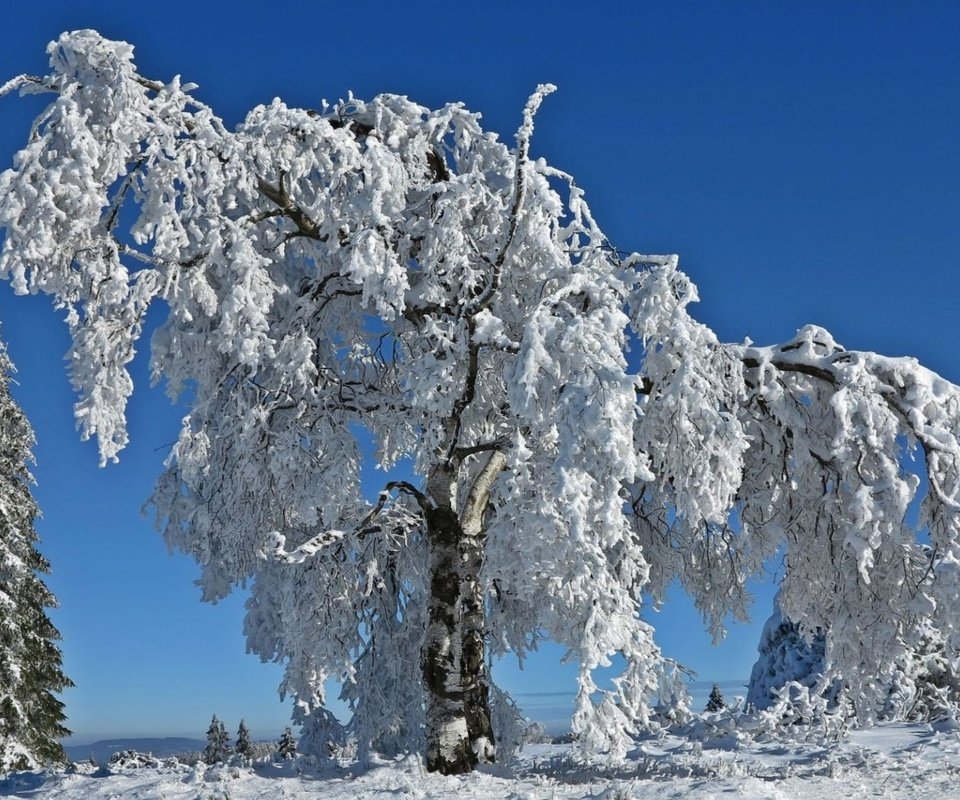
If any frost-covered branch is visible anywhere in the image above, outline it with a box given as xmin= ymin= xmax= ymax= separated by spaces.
xmin=451 ymin=437 xmax=511 ymax=461
xmin=263 ymin=480 xmax=427 ymax=565
xmin=469 ymin=83 xmax=556 ymax=316
xmin=0 ymin=74 xmax=53 ymax=97
xmin=255 ymin=175 xmax=322 ymax=240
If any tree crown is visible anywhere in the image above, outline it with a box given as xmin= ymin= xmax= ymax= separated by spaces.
xmin=3 ymin=29 xmax=960 ymax=758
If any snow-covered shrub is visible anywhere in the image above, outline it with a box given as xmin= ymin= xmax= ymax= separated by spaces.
xmin=681 ymin=706 xmax=752 ymax=749
xmin=650 ymin=662 xmax=694 ymax=728
xmin=752 ymin=682 xmax=850 ymax=742
xmin=107 ymin=750 xmax=180 ymax=770
xmin=171 ymin=750 xmax=203 ymax=766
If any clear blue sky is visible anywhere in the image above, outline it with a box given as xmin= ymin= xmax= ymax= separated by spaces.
xmin=1 ymin=1 xmax=958 ymax=744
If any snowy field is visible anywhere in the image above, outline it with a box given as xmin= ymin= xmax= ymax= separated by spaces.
xmin=3 ymin=723 xmax=959 ymax=799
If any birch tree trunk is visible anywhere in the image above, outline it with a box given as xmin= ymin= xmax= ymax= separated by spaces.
xmin=422 ymin=499 xmax=473 ymax=774
xmin=420 ymin=454 xmax=502 ymax=774
xmin=459 ymin=451 xmax=506 ymax=762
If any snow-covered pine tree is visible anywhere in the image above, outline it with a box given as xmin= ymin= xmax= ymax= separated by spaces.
xmin=748 ymin=591 xmax=960 ymax=723
xmin=705 ymin=684 xmax=725 ymax=713
xmin=5 ymin=30 xmax=960 ymax=773
xmin=202 ymin=715 xmax=230 ymax=764
xmin=746 ymin=595 xmax=827 ymax=713
xmin=235 ymin=719 xmax=253 ymax=760
xmin=0 ymin=329 xmax=72 ymax=772
xmin=277 ymin=727 xmax=297 ymax=760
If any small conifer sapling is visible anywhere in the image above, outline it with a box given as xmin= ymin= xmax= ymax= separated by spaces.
xmin=235 ymin=719 xmax=253 ymax=760
xmin=202 ymin=715 xmax=231 ymax=764
xmin=706 ymin=684 xmax=726 ymax=712
xmin=277 ymin=727 xmax=297 ymax=760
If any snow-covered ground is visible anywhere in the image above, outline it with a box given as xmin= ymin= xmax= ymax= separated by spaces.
xmin=3 ymin=722 xmax=959 ymax=799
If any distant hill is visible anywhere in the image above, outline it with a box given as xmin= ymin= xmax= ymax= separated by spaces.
xmin=64 ymin=737 xmax=205 ymax=764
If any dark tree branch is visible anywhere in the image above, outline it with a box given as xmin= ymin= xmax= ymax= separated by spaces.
xmin=256 ymin=175 xmax=321 ymax=240
xmin=426 ymin=148 xmax=451 ymax=183
xmin=452 ymin=438 xmax=511 ymax=461
xmin=441 ymin=88 xmax=555 ymax=461
xmin=467 ymin=102 xmax=536 ymax=316
xmin=741 ymin=355 xmax=839 ymax=387
xmin=356 ymin=480 xmax=429 ymax=535
xmin=328 ymin=117 xmax=374 ymax=138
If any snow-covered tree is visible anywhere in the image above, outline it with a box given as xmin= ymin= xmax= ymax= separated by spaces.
xmin=235 ymin=719 xmax=253 ymax=760
xmin=0 ymin=329 xmax=72 ymax=772
xmin=748 ymin=591 xmax=960 ymax=723
xmin=5 ymin=30 xmax=960 ymax=772
xmin=882 ymin=620 xmax=960 ymax=722
xmin=746 ymin=595 xmax=828 ymax=713
xmin=705 ymin=684 xmax=725 ymax=713
xmin=277 ymin=727 xmax=297 ymax=760
xmin=202 ymin=715 xmax=230 ymax=765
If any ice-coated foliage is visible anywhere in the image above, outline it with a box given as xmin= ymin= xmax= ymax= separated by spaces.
xmin=4 ymin=29 xmax=960 ymax=768
xmin=0 ymin=330 xmax=72 ymax=772
xmin=881 ymin=619 xmax=960 ymax=722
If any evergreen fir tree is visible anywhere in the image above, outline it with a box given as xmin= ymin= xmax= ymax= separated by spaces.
xmin=0 ymin=331 xmax=73 ymax=772
xmin=235 ymin=719 xmax=253 ymax=760
xmin=746 ymin=595 xmax=827 ymax=712
xmin=749 ymin=590 xmax=960 ymax=721
xmin=705 ymin=683 xmax=726 ymax=712
xmin=277 ymin=727 xmax=297 ymax=760
xmin=202 ymin=714 xmax=231 ymax=764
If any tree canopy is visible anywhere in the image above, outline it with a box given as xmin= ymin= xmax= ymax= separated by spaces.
xmin=3 ymin=30 xmax=960 ymax=772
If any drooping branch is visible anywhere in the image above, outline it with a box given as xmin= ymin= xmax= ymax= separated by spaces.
xmin=742 ymin=346 xmax=960 ymax=460
xmin=741 ymin=353 xmax=839 ymax=387
xmin=263 ymin=480 xmax=428 ymax=565
xmin=263 ymin=528 xmax=349 ymax=564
